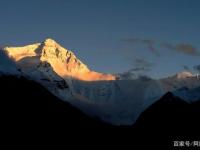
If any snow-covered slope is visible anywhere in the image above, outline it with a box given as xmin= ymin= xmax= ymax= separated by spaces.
xmin=160 ymin=71 xmax=200 ymax=103
xmin=4 ymin=39 xmax=115 ymax=81
xmin=1 ymin=39 xmax=200 ymax=125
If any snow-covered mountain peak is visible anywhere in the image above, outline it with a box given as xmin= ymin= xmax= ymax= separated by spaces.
xmin=175 ymin=71 xmax=193 ymax=79
xmin=40 ymin=38 xmax=89 ymax=73
xmin=3 ymin=39 xmax=116 ymax=81
xmin=43 ymin=38 xmax=58 ymax=47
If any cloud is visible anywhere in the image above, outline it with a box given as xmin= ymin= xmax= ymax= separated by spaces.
xmin=182 ymin=65 xmax=190 ymax=71
xmin=121 ymin=38 xmax=159 ymax=56
xmin=127 ymin=58 xmax=154 ymax=73
xmin=129 ymin=67 xmax=146 ymax=72
xmin=118 ymin=70 xmax=136 ymax=79
xmin=162 ymin=43 xmax=199 ymax=56
xmin=121 ymin=38 xmax=154 ymax=44
xmin=121 ymin=37 xmax=199 ymax=56
xmin=193 ymin=65 xmax=200 ymax=72
xmin=118 ymin=58 xmax=154 ymax=80
xmin=138 ymin=75 xmax=152 ymax=81
xmin=160 ymin=43 xmax=174 ymax=50
xmin=118 ymin=69 xmax=153 ymax=80
xmin=134 ymin=58 xmax=154 ymax=68
xmin=176 ymin=44 xmax=197 ymax=55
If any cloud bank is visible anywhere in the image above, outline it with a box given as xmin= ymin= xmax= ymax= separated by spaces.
xmin=121 ymin=38 xmax=159 ymax=56
xmin=119 ymin=58 xmax=154 ymax=80
xmin=121 ymin=38 xmax=200 ymax=56
xmin=161 ymin=43 xmax=199 ymax=56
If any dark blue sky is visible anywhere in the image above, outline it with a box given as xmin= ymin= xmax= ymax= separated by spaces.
xmin=0 ymin=0 xmax=200 ymax=78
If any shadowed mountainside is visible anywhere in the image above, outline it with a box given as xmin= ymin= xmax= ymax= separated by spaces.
xmin=1 ymin=75 xmax=199 ymax=148
xmin=1 ymin=75 xmax=199 ymax=133
xmin=0 ymin=75 xmax=113 ymax=130
xmin=133 ymin=92 xmax=200 ymax=135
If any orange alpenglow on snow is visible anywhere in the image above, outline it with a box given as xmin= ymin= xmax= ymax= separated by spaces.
xmin=4 ymin=38 xmax=116 ymax=81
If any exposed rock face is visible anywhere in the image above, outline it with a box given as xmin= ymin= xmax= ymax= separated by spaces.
xmin=4 ymin=38 xmax=116 ymax=81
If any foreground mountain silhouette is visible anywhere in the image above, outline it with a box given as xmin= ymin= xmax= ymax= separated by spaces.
xmin=1 ymin=74 xmax=200 ymax=149
xmin=133 ymin=92 xmax=200 ymax=135
xmin=0 ymin=75 xmax=112 ymax=129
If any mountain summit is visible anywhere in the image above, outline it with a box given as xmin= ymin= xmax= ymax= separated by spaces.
xmin=4 ymin=38 xmax=116 ymax=81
